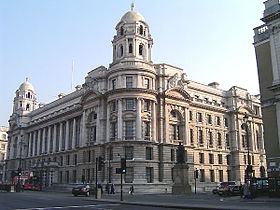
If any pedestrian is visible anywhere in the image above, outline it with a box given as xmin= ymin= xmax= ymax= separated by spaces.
xmin=129 ymin=185 xmax=134 ymax=195
xmin=106 ymin=183 xmax=110 ymax=194
xmin=111 ymin=184 xmax=115 ymax=194
xmin=240 ymin=184 xmax=243 ymax=199
xmin=243 ymin=182 xmax=250 ymax=199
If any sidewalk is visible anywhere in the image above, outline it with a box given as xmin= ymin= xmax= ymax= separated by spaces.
xmin=88 ymin=192 xmax=280 ymax=210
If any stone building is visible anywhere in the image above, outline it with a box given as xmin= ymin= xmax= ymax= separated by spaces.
xmin=0 ymin=126 xmax=8 ymax=182
xmin=6 ymin=4 xmax=266 ymax=192
xmin=253 ymin=0 xmax=280 ymax=177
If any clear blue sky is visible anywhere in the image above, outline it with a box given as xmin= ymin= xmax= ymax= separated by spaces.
xmin=0 ymin=0 xmax=265 ymax=126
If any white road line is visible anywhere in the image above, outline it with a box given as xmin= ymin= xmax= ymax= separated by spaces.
xmin=16 ymin=204 xmax=120 ymax=210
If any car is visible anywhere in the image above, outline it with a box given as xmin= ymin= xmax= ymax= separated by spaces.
xmin=72 ymin=185 xmax=92 ymax=197
xmin=228 ymin=185 xmax=241 ymax=196
xmin=217 ymin=182 xmax=236 ymax=196
xmin=212 ymin=182 xmax=235 ymax=195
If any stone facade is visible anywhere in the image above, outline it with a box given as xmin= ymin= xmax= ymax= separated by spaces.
xmin=5 ymin=4 xmax=266 ymax=193
xmin=253 ymin=0 xmax=280 ymax=176
xmin=0 ymin=126 xmax=8 ymax=182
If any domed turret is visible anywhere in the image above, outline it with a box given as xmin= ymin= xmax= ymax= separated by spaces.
xmin=13 ymin=77 xmax=37 ymax=113
xmin=120 ymin=3 xmax=145 ymax=23
xmin=111 ymin=3 xmax=153 ymax=66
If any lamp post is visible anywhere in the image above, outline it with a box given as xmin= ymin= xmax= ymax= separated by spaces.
xmin=242 ymin=114 xmax=252 ymax=183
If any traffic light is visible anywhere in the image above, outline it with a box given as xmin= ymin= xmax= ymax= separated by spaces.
xmin=194 ymin=169 xmax=199 ymax=179
xmin=18 ymin=168 xmax=22 ymax=176
xmin=121 ymin=158 xmax=126 ymax=174
xmin=98 ymin=156 xmax=104 ymax=171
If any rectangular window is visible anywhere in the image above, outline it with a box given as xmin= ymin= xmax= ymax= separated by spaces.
xmin=226 ymin=134 xmax=230 ymax=147
xmin=210 ymin=170 xmax=215 ymax=182
xmin=74 ymin=154 xmax=77 ymax=165
xmin=216 ymin=116 xmax=220 ymax=126
xmin=252 ymin=155 xmax=254 ymax=165
xmin=125 ymin=121 xmax=134 ymax=139
xmin=88 ymin=150 xmax=91 ymax=162
xmin=143 ymin=121 xmax=151 ymax=137
xmin=146 ymin=167 xmax=154 ymax=183
xmin=66 ymin=155 xmax=70 ymax=165
xmin=171 ymin=149 xmax=175 ymax=161
xmin=189 ymin=111 xmax=192 ymax=121
xmin=144 ymin=78 xmax=150 ymax=89
xmin=73 ymin=170 xmax=76 ymax=183
xmin=207 ymin=114 xmax=212 ymax=124
xmin=209 ymin=131 xmax=213 ymax=146
xmin=200 ymin=169 xmax=205 ymax=182
xmin=198 ymin=130 xmax=203 ymax=144
xmin=199 ymin=153 xmax=204 ymax=163
xmin=60 ymin=156 xmax=63 ymax=166
xmin=126 ymin=76 xmax=133 ymax=88
xmin=87 ymin=168 xmax=90 ymax=183
xmin=170 ymin=125 xmax=176 ymax=140
xmin=146 ymin=147 xmax=153 ymax=160
xmin=112 ymin=79 xmax=116 ymax=90
xmin=190 ymin=129 xmax=194 ymax=144
xmin=126 ymin=99 xmax=134 ymax=110
xmin=242 ymin=135 xmax=246 ymax=147
xmin=218 ymin=154 xmax=223 ymax=164
xmin=226 ymin=155 xmax=230 ymax=165
xmin=224 ymin=118 xmax=229 ymax=127
xmin=219 ymin=170 xmax=223 ymax=182
xmin=209 ymin=153 xmax=214 ymax=164
xmin=217 ymin=132 xmax=222 ymax=146
xmin=110 ymin=122 xmax=117 ymax=139
xmin=124 ymin=167 xmax=134 ymax=183
xmin=125 ymin=146 xmax=134 ymax=160
xmin=197 ymin=112 xmax=202 ymax=122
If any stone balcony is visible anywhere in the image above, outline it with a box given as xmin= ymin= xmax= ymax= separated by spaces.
xmin=254 ymin=24 xmax=270 ymax=44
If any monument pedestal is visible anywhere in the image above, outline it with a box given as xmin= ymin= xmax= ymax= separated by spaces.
xmin=172 ymin=163 xmax=192 ymax=194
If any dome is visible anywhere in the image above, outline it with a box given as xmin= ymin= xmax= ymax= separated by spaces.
xmin=19 ymin=77 xmax=34 ymax=92
xmin=120 ymin=3 xmax=145 ymax=23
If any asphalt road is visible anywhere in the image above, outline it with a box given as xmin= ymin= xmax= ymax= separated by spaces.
xmin=0 ymin=191 xmax=175 ymax=210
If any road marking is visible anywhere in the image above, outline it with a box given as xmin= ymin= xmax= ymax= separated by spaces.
xmin=16 ymin=203 xmax=120 ymax=210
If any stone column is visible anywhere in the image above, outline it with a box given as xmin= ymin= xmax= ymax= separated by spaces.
xmin=65 ymin=120 xmax=69 ymax=150
xmin=48 ymin=126 xmax=52 ymax=154
xmin=37 ymin=129 xmax=41 ymax=155
xmin=81 ymin=110 xmax=87 ymax=147
xmin=106 ymin=104 xmax=110 ymax=142
xmin=53 ymin=124 xmax=57 ymax=153
xmin=42 ymin=127 xmax=46 ymax=154
xmin=72 ymin=118 xmax=76 ymax=149
xmin=28 ymin=133 xmax=32 ymax=157
xmin=59 ymin=122 xmax=63 ymax=151
xmin=117 ymin=99 xmax=123 ymax=140
xmin=184 ymin=107 xmax=189 ymax=145
xmin=33 ymin=131 xmax=36 ymax=156
xmin=96 ymin=106 xmax=100 ymax=143
xmin=152 ymin=101 xmax=157 ymax=142
xmin=164 ymin=102 xmax=169 ymax=143
xmin=136 ymin=98 xmax=142 ymax=140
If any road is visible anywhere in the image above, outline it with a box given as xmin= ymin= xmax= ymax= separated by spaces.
xmin=0 ymin=191 xmax=174 ymax=210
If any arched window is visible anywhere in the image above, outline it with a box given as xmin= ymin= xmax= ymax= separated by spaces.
xmin=129 ymin=44 xmax=133 ymax=53
xmin=26 ymin=92 xmax=31 ymax=99
xmin=120 ymin=27 xmax=124 ymax=36
xmin=120 ymin=45 xmax=123 ymax=57
xmin=139 ymin=44 xmax=143 ymax=56
xmin=26 ymin=103 xmax=30 ymax=111
xmin=139 ymin=25 xmax=143 ymax=35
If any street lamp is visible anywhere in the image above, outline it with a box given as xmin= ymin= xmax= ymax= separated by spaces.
xmin=242 ymin=114 xmax=253 ymax=183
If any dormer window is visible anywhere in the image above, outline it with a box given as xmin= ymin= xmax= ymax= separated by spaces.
xmin=139 ymin=25 xmax=143 ymax=35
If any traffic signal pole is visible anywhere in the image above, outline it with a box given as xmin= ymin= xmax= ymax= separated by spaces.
xmin=120 ymin=171 xmax=123 ymax=201
xmin=95 ymin=157 xmax=98 ymax=199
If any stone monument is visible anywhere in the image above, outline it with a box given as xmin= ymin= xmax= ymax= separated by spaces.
xmin=172 ymin=142 xmax=192 ymax=194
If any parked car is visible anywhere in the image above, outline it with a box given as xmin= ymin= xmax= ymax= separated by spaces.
xmin=217 ymin=182 xmax=236 ymax=196
xmin=228 ymin=185 xmax=242 ymax=196
xmin=72 ymin=185 xmax=93 ymax=197
xmin=212 ymin=182 xmax=235 ymax=195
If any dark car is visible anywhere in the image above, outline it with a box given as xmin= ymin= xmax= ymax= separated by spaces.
xmin=228 ymin=185 xmax=241 ymax=196
xmin=72 ymin=185 xmax=92 ymax=197
xmin=217 ymin=182 xmax=236 ymax=196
